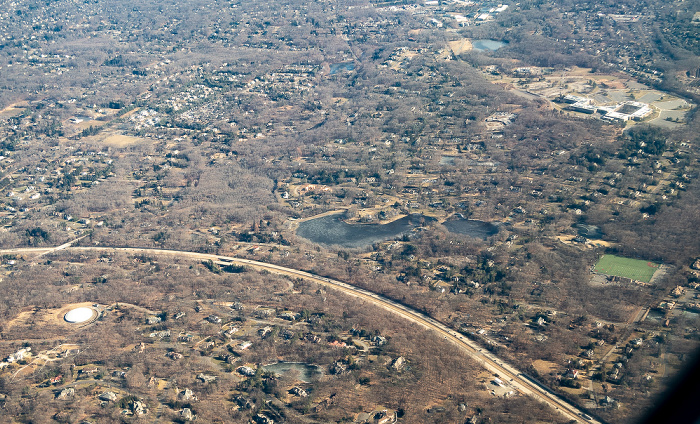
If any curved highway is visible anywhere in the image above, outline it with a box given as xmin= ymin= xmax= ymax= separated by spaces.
xmin=3 ymin=245 xmax=601 ymax=424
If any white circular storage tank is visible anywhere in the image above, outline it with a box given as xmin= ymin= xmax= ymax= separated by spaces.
xmin=64 ymin=307 xmax=95 ymax=323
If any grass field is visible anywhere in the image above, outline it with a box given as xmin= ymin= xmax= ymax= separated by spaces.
xmin=594 ymin=254 xmax=659 ymax=283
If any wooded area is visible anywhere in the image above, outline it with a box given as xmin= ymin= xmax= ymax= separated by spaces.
xmin=0 ymin=0 xmax=698 ymax=422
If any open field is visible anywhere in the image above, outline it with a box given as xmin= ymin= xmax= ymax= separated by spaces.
xmin=100 ymin=133 xmax=144 ymax=147
xmin=448 ymin=38 xmax=473 ymax=55
xmin=594 ymin=254 xmax=659 ymax=283
xmin=0 ymin=104 xmax=26 ymax=118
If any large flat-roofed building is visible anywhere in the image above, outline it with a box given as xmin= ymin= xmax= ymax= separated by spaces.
xmin=567 ymin=98 xmax=597 ymax=114
xmin=601 ymin=101 xmax=652 ymax=122
xmin=563 ymin=94 xmax=590 ymax=104
xmin=559 ymin=96 xmax=653 ymax=122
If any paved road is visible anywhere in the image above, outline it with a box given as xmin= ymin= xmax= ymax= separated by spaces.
xmin=23 ymin=235 xmax=88 ymax=261
xmin=2 ymin=245 xmax=602 ymax=424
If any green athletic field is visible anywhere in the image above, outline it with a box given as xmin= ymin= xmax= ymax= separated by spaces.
xmin=593 ymin=254 xmax=660 ymax=283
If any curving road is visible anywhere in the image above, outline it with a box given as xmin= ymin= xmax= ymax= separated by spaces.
xmin=2 ymin=245 xmax=601 ymax=424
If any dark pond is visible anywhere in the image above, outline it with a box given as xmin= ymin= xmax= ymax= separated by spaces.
xmin=577 ymin=224 xmax=603 ymax=239
xmin=442 ymin=215 xmax=499 ymax=239
xmin=645 ymin=309 xmax=665 ymax=323
xmin=330 ymin=62 xmax=355 ymax=74
xmin=680 ymin=310 xmax=700 ymax=320
xmin=262 ymin=362 xmax=322 ymax=383
xmin=439 ymin=156 xmax=456 ymax=165
xmin=296 ymin=213 xmax=434 ymax=248
xmin=472 ymin=39 xmax=507 ymax=52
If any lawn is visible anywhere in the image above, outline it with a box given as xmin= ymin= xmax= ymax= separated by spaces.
xmin=593 ymin=254 xmax=659 ymax=283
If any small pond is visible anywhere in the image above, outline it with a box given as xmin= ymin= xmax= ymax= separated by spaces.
xmin=577 ymin=224 xmax=603 ymax=240
xmin=471 ymin=39 xmax=507 ymax=52
xmin=439 ymin=156 xmax=456 ymax=165
xmin=645 ymin=309 xmax=665 ymax=323
xmin=442 ymin=215 xmax=499 ymax=239
xmin=297 ymin=213 xmax=435 ymax=248
xmin=262 ymin=362 xmax=322 ymax=383
xmin=330 ymin=62 xmax=355 ymax=74
xmin=680 ymin=310 xmax=700 ymax=320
